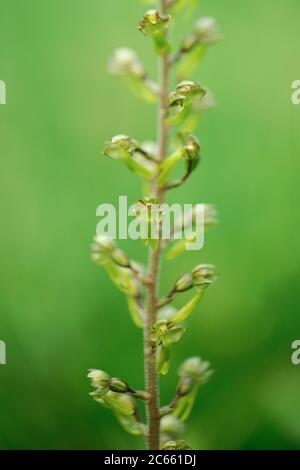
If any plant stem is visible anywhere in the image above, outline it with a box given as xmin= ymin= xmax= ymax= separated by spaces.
xmin=144 ymin=0 xmax=170 ymax=451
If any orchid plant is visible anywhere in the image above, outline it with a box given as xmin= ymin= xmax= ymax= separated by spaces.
xmin=88 ymin=0 xmax=221 ymax=450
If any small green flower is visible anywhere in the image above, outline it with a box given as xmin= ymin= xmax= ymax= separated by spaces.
xmin=160 ymin=415 xmax=184 ymax=437
xmin=161 ymin=440 xmax=192 ymax=450
xmin=91 ymin=235 xmax=116 ymax=264
xmin=111 ymin=248 xmax=130 ymax=268
xmin=175 ymin=273 xmax=193 ymax=293
xmin=103 ymin=135 xmax=157 ymax=179
xmin=152 ymin=320 xmax=185 ymax=375
xmin=139 ymin=10 xmax=171 ymax=54
xmin=132 ymin=197 xmax=163 ymax=250
xmin=109 ymin=377 xmax=131 ymax=394
xmin=168 ymin=81 xmax=206 ymax=124
xmin=194 ymin=17 xmax=223 ymax=46
xmin=157 ymin=305 xmax=178 ymax=321
xmin=108 ymin=48 xmax=158 ymax=103
xmin=175 ymin=17 xmax=222 ymax=78
xmin=178 ymin=356 xmax=213 ymax=384
xmin=108 ymin=48 xmax=145 ymax=78
xmin=87 ymin=369 xmax=110 ymax=395
xmin=191 ymin=264 xmax=217 ymax=289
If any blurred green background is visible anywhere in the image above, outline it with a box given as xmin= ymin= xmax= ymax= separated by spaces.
xmin=1 ymin=0 xmax=300 ymax=450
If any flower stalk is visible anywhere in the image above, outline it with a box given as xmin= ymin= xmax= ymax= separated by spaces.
xmin=88 ymin=0 xmax=222 ymax=451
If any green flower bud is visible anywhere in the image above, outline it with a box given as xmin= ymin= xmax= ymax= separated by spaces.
xmin=92 ymin=235 xmax=116 ymax=253
xmin=191 ymin=263 xmax=217 ymax=288
xmin=160 ymin=415 xmax=184 ymax=437
xmin=139 ymin=10 xmax=171 ymax=55
xmin=176 ymin=80 xmax=206 ymax=99
xmin=109 ymin=377 xmax=131 ymax=394
xmin=168 ymin=91 xmax=185 ymax=110
xmin=179 ymin=17 xmax=222 ymax=57
xmin=195 ymin=17 xmax=223 ymax=46
xmin=139 ymin=9 xmax=170 ymax=36
xmin=111 ymin=248 xmax=130 ymax=268
xmin=89 ymin=389 xmax=109 ymax=400
xmin=157 ymin=306 xmax=178 ymax=321
xmin=87 ymin=369 xmax=110 ymax=390
xmin=167 ymin=82 xmax=206 ymax=125
xmin=203 ymin=204 xmax=218 ymax=226
xmin=184 ymin=134 xmax=200 ymax=161
xmin=176 ymin=376 xmax=195 ymax=396
xmin=178 ymin=356 xmax=213 ymax=384
xmin=161 ymin=440 xmax=192 ymax=450
xmin=174 ymin=204 xmax=218 ymax=235
xmin=141 ymin=141 xmax=158 ymax=161
xmin=103 ymin=135 xmax=157 ymax=179
xmin=103 ymin=391 xmax=136 ymax=416
xmin=103 ymin=135 xmax=137 ymax=160
xmin=108 ymin=48 xmax=145 ymax=78
xmin=107 ymin=264 xmax=142 ymax=297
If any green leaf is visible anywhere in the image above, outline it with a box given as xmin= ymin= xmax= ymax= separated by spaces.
xmin=126 ymin=76 xmax=157 ymax=103
xmin=102 ymin=392 xmax=135 ymax=416
xmin=106 ymin=261 xmax=141 ymax=297
xmin=127 ymin=296 xmax=144 ymax=328
xmin=173 ymin=387 xmax=198 ymax=421
xmin=167 ymin=0 xmax=197 ymax=16
xmin=177 ymin=44 xmax=206 ymax=79
xmin=158 ymin=148 xmax=184 ymax=186
xmin=157 ymin=342 xmax=172 ymax=375
xmin=172 ymin=291 xmax=204 ymax=324
xmin=114 ymin=412 xmax=143 ymax=436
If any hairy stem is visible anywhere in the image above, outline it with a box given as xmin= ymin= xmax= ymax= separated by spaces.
xmin=144 ymin=0 xmax=170 ymax=451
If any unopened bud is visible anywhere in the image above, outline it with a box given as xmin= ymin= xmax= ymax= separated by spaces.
xmin=108 ymin=48 xmax=144 ymax=78
xmin=161 ymin=440 xmax=192 ymax=450
xmin=176 ymin=376 xmax=195 ymax=396
xmin=103 ymin=135 xmax=137 ymax=160
xmin=184 ymin=134 xmax=200 ymax=161
xmin=195 ymin=17 xmax=222 ymax=45
xmin=175 ymin=274 xmax=193 ymax=293
xmin=87 ymin=369 xmax=110 ymax=393
xmin=191 ymin=264 xmax=217 ymax=288
xmin=178 ymin=356 xmax=213 ymax=383
xmin=176 ymin=80 xmax=206 ymax=99
xmin=160 ymin=415 xmax=184 ymax=436
xmin=109 ymin=377 xmax=131 ymax=394
xmin=139 ymin=10 xmax=170 ymax=36
xmin=111 ymin=248 xmax=130 ymax=268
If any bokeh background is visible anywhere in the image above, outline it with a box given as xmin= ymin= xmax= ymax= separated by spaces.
xmin=1 ymin=0 xmax=300 ymax=450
